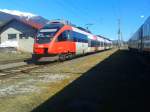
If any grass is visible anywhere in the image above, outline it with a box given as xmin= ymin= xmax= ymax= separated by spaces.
xmin=0 ymin=52 xmax=32 ymax=62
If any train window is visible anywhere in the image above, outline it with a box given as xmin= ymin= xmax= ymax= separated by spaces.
xmin=67 ymin=30 xmax=73 ymax=41
xmin=71 ymin=31 xmax=88 ymax=43
xmin=73 ymin=31 xmax=79 ymax=42
xmin=90 ymin=40 xmax=98 ymax=47
xmin=58 ymin=31 xmax=68 ymax=41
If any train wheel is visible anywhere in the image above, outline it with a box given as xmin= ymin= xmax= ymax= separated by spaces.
xmin=59 ymin=53 xmax=75 ymax=61
xmin=59 ymin=54 xmax=66 ymax=61
xmin=32 ymin=54 xmax=39 ymax=63
xmin=67 ymin=53 xmax=74 ymax=60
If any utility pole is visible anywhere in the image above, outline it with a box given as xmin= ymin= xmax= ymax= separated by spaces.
xmin=121 ymin=32 xmax=123 ymax=46
xmin=118 ymin=19 xmax=121 ymax=49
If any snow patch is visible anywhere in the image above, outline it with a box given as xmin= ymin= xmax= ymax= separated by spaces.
xmin=0 ymin=85 xmax=40 ymax=97
xmin=0 ymin=9 xmax=37 ymax=18
xmin=0 ymin=73 xmax=70 ymax=97
xmin=37 ymin=74 xmax=70 ymax=83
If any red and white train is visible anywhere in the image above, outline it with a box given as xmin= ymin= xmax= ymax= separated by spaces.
xmin=33 ymin=20 xmax=112 ymax=62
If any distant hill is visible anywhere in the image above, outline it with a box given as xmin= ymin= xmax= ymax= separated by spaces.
xmin=0 ymin=9 xmax=49 ymax=28
xmin=112 ymin=40 xmax=118 ymax=45
xmin=112 ymin=40 xmax=128 ymax=46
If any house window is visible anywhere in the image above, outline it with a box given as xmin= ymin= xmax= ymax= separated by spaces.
xmin=8 ymin=34 xmax=17 ymax=40
xmin=19 ymin=33 xmax=35 ymax=39
xmin=19 ymin=34 xmax=24 ymax=39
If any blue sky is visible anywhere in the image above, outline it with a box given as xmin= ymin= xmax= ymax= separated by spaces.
xmin=0 ymin=0 xmax=150 ymax=41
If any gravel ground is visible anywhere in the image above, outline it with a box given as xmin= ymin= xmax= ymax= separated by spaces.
xmin=0 ymin=49 xmax=116 ymax=112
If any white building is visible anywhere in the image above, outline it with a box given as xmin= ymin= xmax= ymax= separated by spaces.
xmin=0 ymin=19 xmax=42 ymax=52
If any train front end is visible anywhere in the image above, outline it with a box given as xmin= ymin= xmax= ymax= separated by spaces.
xmin=33 ymin=23 xmax=63 ymax=62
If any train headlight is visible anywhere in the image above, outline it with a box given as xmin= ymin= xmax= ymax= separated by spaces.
xmin=37 ymin=45 xmax=44 ymax=48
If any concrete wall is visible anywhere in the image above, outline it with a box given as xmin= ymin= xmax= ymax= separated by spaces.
xmin=0 ymin=20 xmax=37 ymax=53
xmin=18 ymin=37 xmax=34 ymax=53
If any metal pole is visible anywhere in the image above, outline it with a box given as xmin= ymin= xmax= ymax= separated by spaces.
xmin=121 ymin=32 xmax=123 ymax=46
xmin=118 ymin=19 xmax=121 ymax=49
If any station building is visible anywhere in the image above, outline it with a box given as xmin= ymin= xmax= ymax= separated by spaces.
xmin=0 ymin=19 xmax=43 ymax=53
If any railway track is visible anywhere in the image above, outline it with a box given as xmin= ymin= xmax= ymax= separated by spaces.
xmin=0 ymin=61 xmax=59 ymax=79
xmin=0 ymin=53 xmax=83 ymax=79
xmin=0 ymin=49 xmax=113 ymax=79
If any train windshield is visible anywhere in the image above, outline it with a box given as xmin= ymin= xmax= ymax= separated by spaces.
xmin=36 ymin=23 xmax=64 ymax=44
xmin=36 ymin=29 xmax=57 ymax=44
xmin=38 ymin=29 xmax=57 ymax=37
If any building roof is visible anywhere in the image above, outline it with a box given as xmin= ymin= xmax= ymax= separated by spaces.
xmin=0 ymin=18 xmax=43 ymax=32
xmin=21 ymin=19 xmax=43 ymax=29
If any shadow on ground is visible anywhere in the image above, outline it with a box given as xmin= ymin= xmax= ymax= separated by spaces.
xmin=31 ymin=50 xmax=150 ymax=112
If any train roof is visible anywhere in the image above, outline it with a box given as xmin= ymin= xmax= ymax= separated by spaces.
xmin=43 ymin=19 xmax=112 ymax=41
xmin=42 ymin=23 xmax=64 ymax=29
xmin=129 ymin=16 xmax=150 ymax=41
xmin=144 ymin=16 xmax=150 ymax=24
xmin=47 ymin=19 xmax=92 ymax=34
xmin=97 ymin=35 xmax=111 ymax=41
xmin=76 ymin=27 xmax=92 ymax=33
xmin=48 ymin=19 xmax=76 ymax=27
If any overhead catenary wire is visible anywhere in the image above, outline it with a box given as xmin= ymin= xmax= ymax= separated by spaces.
xmin=53 ymin=0 xmax=90 ymax=24
xmin=111 ymin=0 xmax=123 ymax=47
xmin=52 ymin=0 xmax=100 ymax=31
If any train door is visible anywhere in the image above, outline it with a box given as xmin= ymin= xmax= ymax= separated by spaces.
xmin=75 ymin=32 xmax=88 ymax=55
xmin=81 ymin=41 xmax=88 ymax=54
xmin=76 ymin=42 xmax=84 ymax=54
xmin=87 ymin=39 xmax=90 ymax=52
xmin=54 ymin=30 xmax=75 ymax=54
